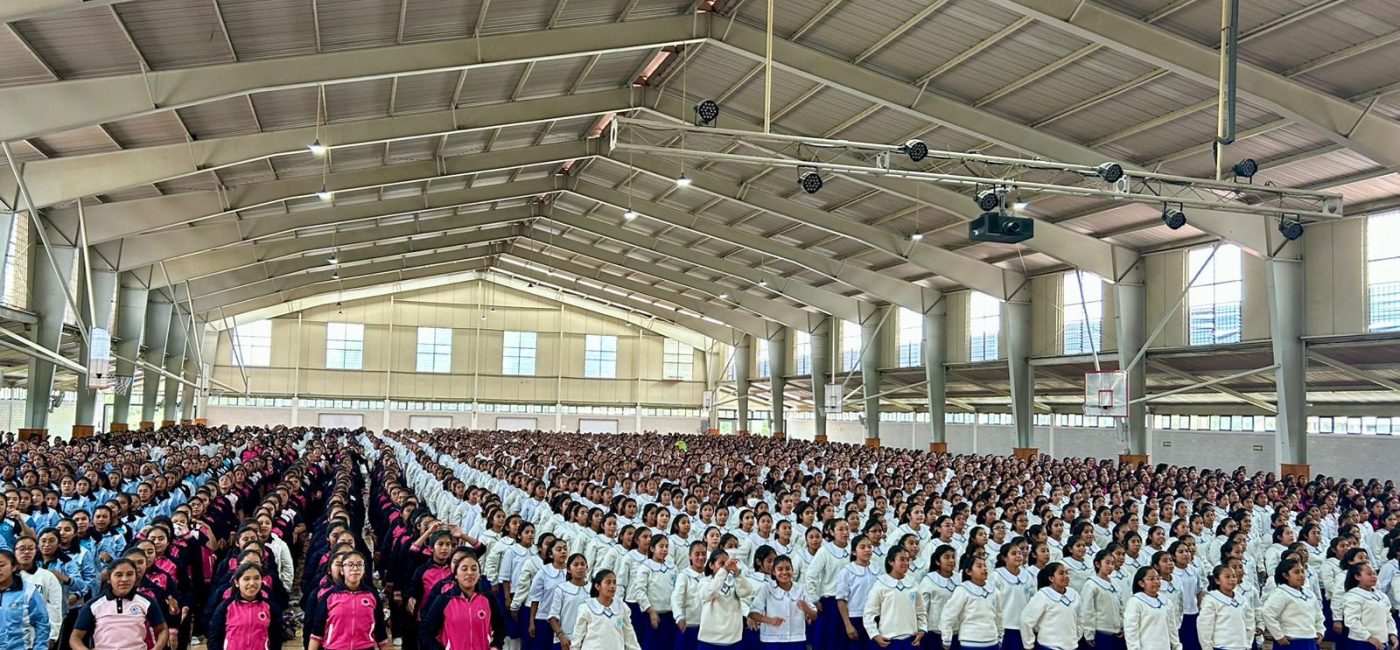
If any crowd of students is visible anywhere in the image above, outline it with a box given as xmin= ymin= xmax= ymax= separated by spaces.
xmin=0 ymin=425 xmax=1398 ymax=650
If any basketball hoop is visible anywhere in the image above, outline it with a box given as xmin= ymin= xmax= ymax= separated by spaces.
xmin=1084 ymin=370 xmax=1128 ymax=418
xmin=112 ymin=375 xmax=135 ymax=396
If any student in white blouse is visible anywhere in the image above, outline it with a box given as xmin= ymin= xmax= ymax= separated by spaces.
xmin=1340 ymin=563 xmax=1399 ymax=650
xmin=671 ymin=541 xmax=708 ymax=650
xmin=1197 ymin=565 xmax=1256 ymax=650
xmin=1080 ymin=549 xmax=1125 ymax=650
xmin=747 ymin=556 xmax=816 ymax=650
xmin=634 ymin=537 xmax=678 ymax=650
xmin=1124 ymin=566 xmax=1182 ymax=650
xmin=697 ymin=550 xmax=755 ymax=649
xmin=940 ymin=555 xmax=1001 ymax=650
xmin=835 ymin=535 xmax=879 ymax=648
xmin=1020 ymin=562 xmax=1082 ymax=650
xmin=571 ymin=569 xmax=642 ymax=650
xmin=545 ymin=554 xmax=591 ymax=650
xmin=1261 ymin=559 xmax=1325 ymax=650
xmin=863 ymin=547 xmax=926 ymax=649
xmin=802 ymin=519 xmax=853 ymax=650
xmin=919 ymin=545 xmax=960 ymax=650
xmin=993 ymin=539 xmax=1036 ymax=650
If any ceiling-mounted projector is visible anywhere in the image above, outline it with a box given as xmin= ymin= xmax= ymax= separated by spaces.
xmin=970 ymin=212 xmax=1034 ymax=244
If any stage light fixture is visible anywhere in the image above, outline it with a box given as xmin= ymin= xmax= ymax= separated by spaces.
xmin=975 ymin=188 xmax=1001 ymax=212
xmin=694 ymin=100 xmax=720 ymax=126
xmin=1278 ymin=217 xmax=1304 ymax=241
xmin=1233 ymin=158 xmax=1259 ymax=179
xmin=719 ymin=293 xmax=729 ymax=299
xmin=758 ymin=279 xmax=768 ymax=287
xmin=308 ymin=139 xmax=327 ymax=156
xmin=1096 ymin=162 xmax=1124 ymax=183
xmin=798 ymin=167 xmax=823 ymax=194
xmin=902 ymin=139 xmax=929 ymax=163
xmin=1161 ymin=207 xmax=1187 ymax=230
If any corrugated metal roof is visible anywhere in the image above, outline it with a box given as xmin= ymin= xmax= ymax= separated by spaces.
xmin=14 ymin=9 xmax=142 ymax=78
xmin=114 ymin=0 xmax=235 ymax=69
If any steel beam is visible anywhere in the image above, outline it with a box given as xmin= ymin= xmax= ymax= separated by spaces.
xmin=983 ymin=0 xmax=1400 ymax=173
xmin=571 ymin=178 xmax=938 ymax=313
xmin=615 ymin=150 xmax=1022 ymax=299
xmin=161 ymin=305 xmax=189 ymax=423
xmin=5 ymin=89 xmax=635 ymax=208
xmin=1147 ymin=360 xmax=1276 ymax=413
xmin=1308 ymin=351 xmax=1400 ymax=394
xmin=0 ymin=15 xmax=702 ymax=142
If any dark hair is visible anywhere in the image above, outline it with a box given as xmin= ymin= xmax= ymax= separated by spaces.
xmin=1130 ymin=566 xmax=1155 ymax=594
xmin=1343 ymin=562 xmax=1370 ymax=592
xmin=589 ymin=570 xmax=614 ymax=598
xmin=1093 ymin=548 xmax=1114 ymax=570
xmin=1038 ymin=562 xmax=1065 ymax=590
xmin=930 ymin=544 xmax=957 ymax=575
xmin=704 ymin=550 xmax=729 ymax=577
xmin=231 ymin=562 xmax=263 ymax=584
xmin=883 ymin=546 xmax=909 ymax=575
xmin=958 ymin=552 xmax=983 ymax=582
xmin=752 ymin=545 xmax=777 ymax=573
xmin=1208 ymin=564 xmax=1233 ymax=591
xmin=1274 ymin=558 xmax=1302 ymax=586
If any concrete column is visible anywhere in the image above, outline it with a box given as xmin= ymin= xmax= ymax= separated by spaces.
xmin=110 ymin=277 xmax=149 ymax=429
xmin=735 ymin=334 xmax=752 ymax=434
xmin=810 ymin=318 xmax=831 ymax=442
xmin=24 ymin=242 xmax=77 ymax=432
xmin=139 ymin=298 xmax=173 ymax=427
xmin=179 ymin=319 xmax=204 ymax=422
xmin=1268 ymin=258 xmax=1308 ymax=477
xmin=861 ymin=309 xmax=884 ymax=445
xmin=768 ymin=328 xmax=787 ymax=438
xmin=705 ymin=345 xmax=722 ymax=434
xmin=1115 ymin=267 xmax=1149 ymax=456
xmin=73 ymin=260 xmax=118 ymax=433
xmin=1003 ymin=299 xmax=1035 ymax=452
xmin=924 ymin=304 xmax=948 ymax=452
xmin=161 ymin=309 xmax=188 ymax=425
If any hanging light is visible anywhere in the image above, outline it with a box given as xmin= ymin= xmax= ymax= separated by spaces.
xmin=1161 ymin=206 xmax=1187 ymax=230
xmin=326 ymin=255 xmax=337 ymax=265
xmin=797 ymin=167 xmax=823 ymax=194
xmin=1232 ymin=158 xmax=1259 ymax=179
xmin=308 ymin=139 xmax=327 ymax=156
xmin=316 ymin=187 xmax=334 ymax=201
xmin=675 ymin=174 xmax=692 ymax=187
xmin=758 ymin=279 xmax=768 ymax=287
xmin=902 ymin=139 xmax=929 ymax=162
xmin=910 ymin=232 xmax=924 ymax=241
xmin=719 ymin=293 xmax=729 ymax=299
xmin=623 ymin=209 xmax=638 ymax=220
xmin=1096 ymin=162 xmax=1124 ymax=183
xmin=1278 ymin=216 xmax=1303 ymax=240
xmin=975 ymin=188 xmax=1001 ymax=212
xmin=693 ymin=100 xmax=720 ymax=126
xmin=331 ymin=271 xmax=340 ymax=279
xmin=1013 ymin=201 xmax=1030 ymax=211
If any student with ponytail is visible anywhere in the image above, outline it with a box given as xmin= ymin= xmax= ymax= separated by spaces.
xmin=919 ymin=544 xmax=959 ymax=650
xmin=1020 ymin=562 xmax=1082 ymax=650
xmin=747 ymin=555 xmax=815 ymax=650
xmin=70 ymin=558 xmax=168 ymax=650
xmin=941 ymin=554 xmax=1001 ymax=650
xmin=571 ymin=570 xmax=641 ymax=650
xmin=545 ymin=553 xmax=590 ymax=650
xmin=801 ymin=519 xmax=851 ymax=650
xmin=1261 ymin=558 xmax=1324 ymax=650
xmin=0 ymin=548 xmax=49 ymax=650
xmin=1340 ymin=563 xmax=1397 ymax=650
xmin=1123 ymin=567 xmax=1180 ymax=650
xmin=862 ymin=546 xmax=925 ymax=649
xmin=207 ymin=563 xmax=287 ymax=650
xmin=672 ymin=541 xmax=708 ymax=650
xmin=696 ymin=550 xmax=754 ymax=650
xmin=1080 ymin=548 xmax=1125 ymax=650
xmin=1197 ymin=564 xmax=1255 ymax=650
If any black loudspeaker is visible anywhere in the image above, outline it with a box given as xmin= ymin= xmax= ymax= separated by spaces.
xmin=970 ymin=212 xmax=1035 ymax=244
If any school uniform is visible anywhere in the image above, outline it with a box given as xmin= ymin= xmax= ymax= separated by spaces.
xmin=571 ymin=598 xmax=642 ymax=650
xmin=993 ymin=567 xmax=1036 ymax=650
xmin=801 ymin=542 xmax=851 ymax=650
xmin=1341 ymin=587 xmax=1397 ymax=650
xmin=544 ymin=581 xmax=589 ymax=649
xmin=1079 ymin=577 xmax=1126 ymax=650
xmin=672 ymin=567 xmax=706 ymax=650
xmin=835 ymin=562 xmax=879 ymax=648
xmin=863 ymin=574 xmax=925 ymax=648
xmin=528 ymin=565 xmax=567 ymax=650
xmin=749 ymin=581 xmax=812 ymax=650
xmin=1063 ymin=558 xmax=1094 ymax=594
xmin=1260 ymin=586 xmax=1325 ymax=650
xmin=920 ymin=572 xmax=959 ymax=650
xmin=941 ymin=581 xmax=1002 ymax=650
xmin=1020 ymin=587 xmax=1082 ymax=650
xmin=1196 ymin=590 xmax=1254 ymax=650
xmin=697 ymin=568 xmax=755 ymax=649
xmin=634 ymin=558 xmax=679 ymax=650
xmin=1123 ymin=593 xmax=1180 ymax=650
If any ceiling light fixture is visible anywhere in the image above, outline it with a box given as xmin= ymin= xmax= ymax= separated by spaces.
xmin=797 ymin=166 xmax=823 ymax=194
xmin=1096 ymin=162 xmax=1125 ymax=183
xmin=902 ymin=139 xmax=929 ymax=162
xmin=623 ymin=209 xmax=638 ymax=220
xmin=675 ymin=174 xmax=692 ymax=187
xmin=910 ymin=232 xmax=924 ymax=241
xmin=317 ymin=187 xmax=333 ymax=201
xmin=308 ymin=139 xmax=327 ymax=156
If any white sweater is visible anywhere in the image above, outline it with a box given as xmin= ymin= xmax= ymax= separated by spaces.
xmin=802 ymin=542 xmax=852 ymax=599
xmin=1196 ymin=590 xmax=1255 ymax=650
xmin=697 ymin=568 xmax=754 ymax=646
xmin=1342 ymin=587 xmax=1398 ymax=642
xmin=544 ymin=581 xmax=590 ymax=642
xmin=632 ymin=559 xmax=676 ymax=613
xmin=1260 ymin=586 xmax=1325 ymax=641
xmin=1079 ymin=576 xmax=1125 ymax=635
xmin=940 ymin=582 xmax=1002 ymax=646
xmin=992 ymin=567 xmax=1035 ymax=631
xmin=863 ymin=575 xmax=925 ymax=641
xmin=1020 ymin=587 xmax=1082 ymax=650
xmin=572 ymin=598 xmax=641 ymax=650
xmin=670 ymin=567 xmax=705 ymax=628
xmin=919 ymin=572 xmax=959 ymax=635
xmin=1123 ymin=593 xmax=1181 ymax=650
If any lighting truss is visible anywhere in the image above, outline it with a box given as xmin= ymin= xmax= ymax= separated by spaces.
xmin=609 ymin=117 xmax=1345 ymax=222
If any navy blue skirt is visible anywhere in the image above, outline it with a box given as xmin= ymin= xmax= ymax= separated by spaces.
xmin=759 ymin=643 xmax=806 ymax=650
xmin=1000 ymin=630 xmax=1023 ymax=650
xmin=676 ymin=626 xmax=700 ymax=650
xmin=1094 ymin=632 xmax=1125 ymax=650
xmin=813 ymin=597 xmax=843 ymax=650
xmin=880 ymin=638 xmax=918 ymax=650
xmin=643 ymin=611 xmax=678 ymax=650
xmin=1283 ymin=639 xmax=1319 ymax=650
xmin=1179 ymin=614 xmax=1201 ymax=650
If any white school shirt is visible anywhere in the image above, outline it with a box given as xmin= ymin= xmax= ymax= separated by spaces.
xmin=633 ymin=558 xmax=676 ymax=613
xmin=510 ymin=555 xmax=543 ymax=609
xmin=1380 ymin=559 xmax=1400 ymax=608
xmin=545 ymin=581 xmax=590 ymax=642
xmin=940 ymin=581 xmax=1002 ymax=646
xmin=572 ymin=597 xmax=642 ymax=650
xmin=529 ymin=564 xmax=567 ymax=620
xmin=802 ymin=541 xmax=852 ymax=599
xmin=1124 ymin=593 xmax=1182 ymax=650
xmin=1342 ymin=587 xmax=1398 ymax=642
xmin=919 ymin=572 xmax=959 ymax=634
xmin=1260 ymin=585 xmax=1325 ymax=640
xmin=1020 ymin=587 xmax=1082 ymax=650
xmin=482 ymin=534 xmax=512 ymax=582
xmin=670 ymin=566 xmax=706 ymax=628
xmin=835 ymin=562 xmax=879 ymax=616
xmin=1174 ymin=564 xmax=1204 ymax=615
xmin=863 ymin=574 xmax=925 ymax=641
xmin=992 ymin=566 xmax=1035 ymax=630
xmin=1063 ymin=557 xmax=1094 ymax=593
xmin=1196 ymin=590 xmax=1254 ymax=650
xmin=749 ymin=581 xmax=812 ymax=643
xmin=619 ymin=549 xmax=647 ymax=600
xmin=697 ymin=568 xmax=755 ymax=646
xmin=1079 ymin=576 xmax=1125 ymax=634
